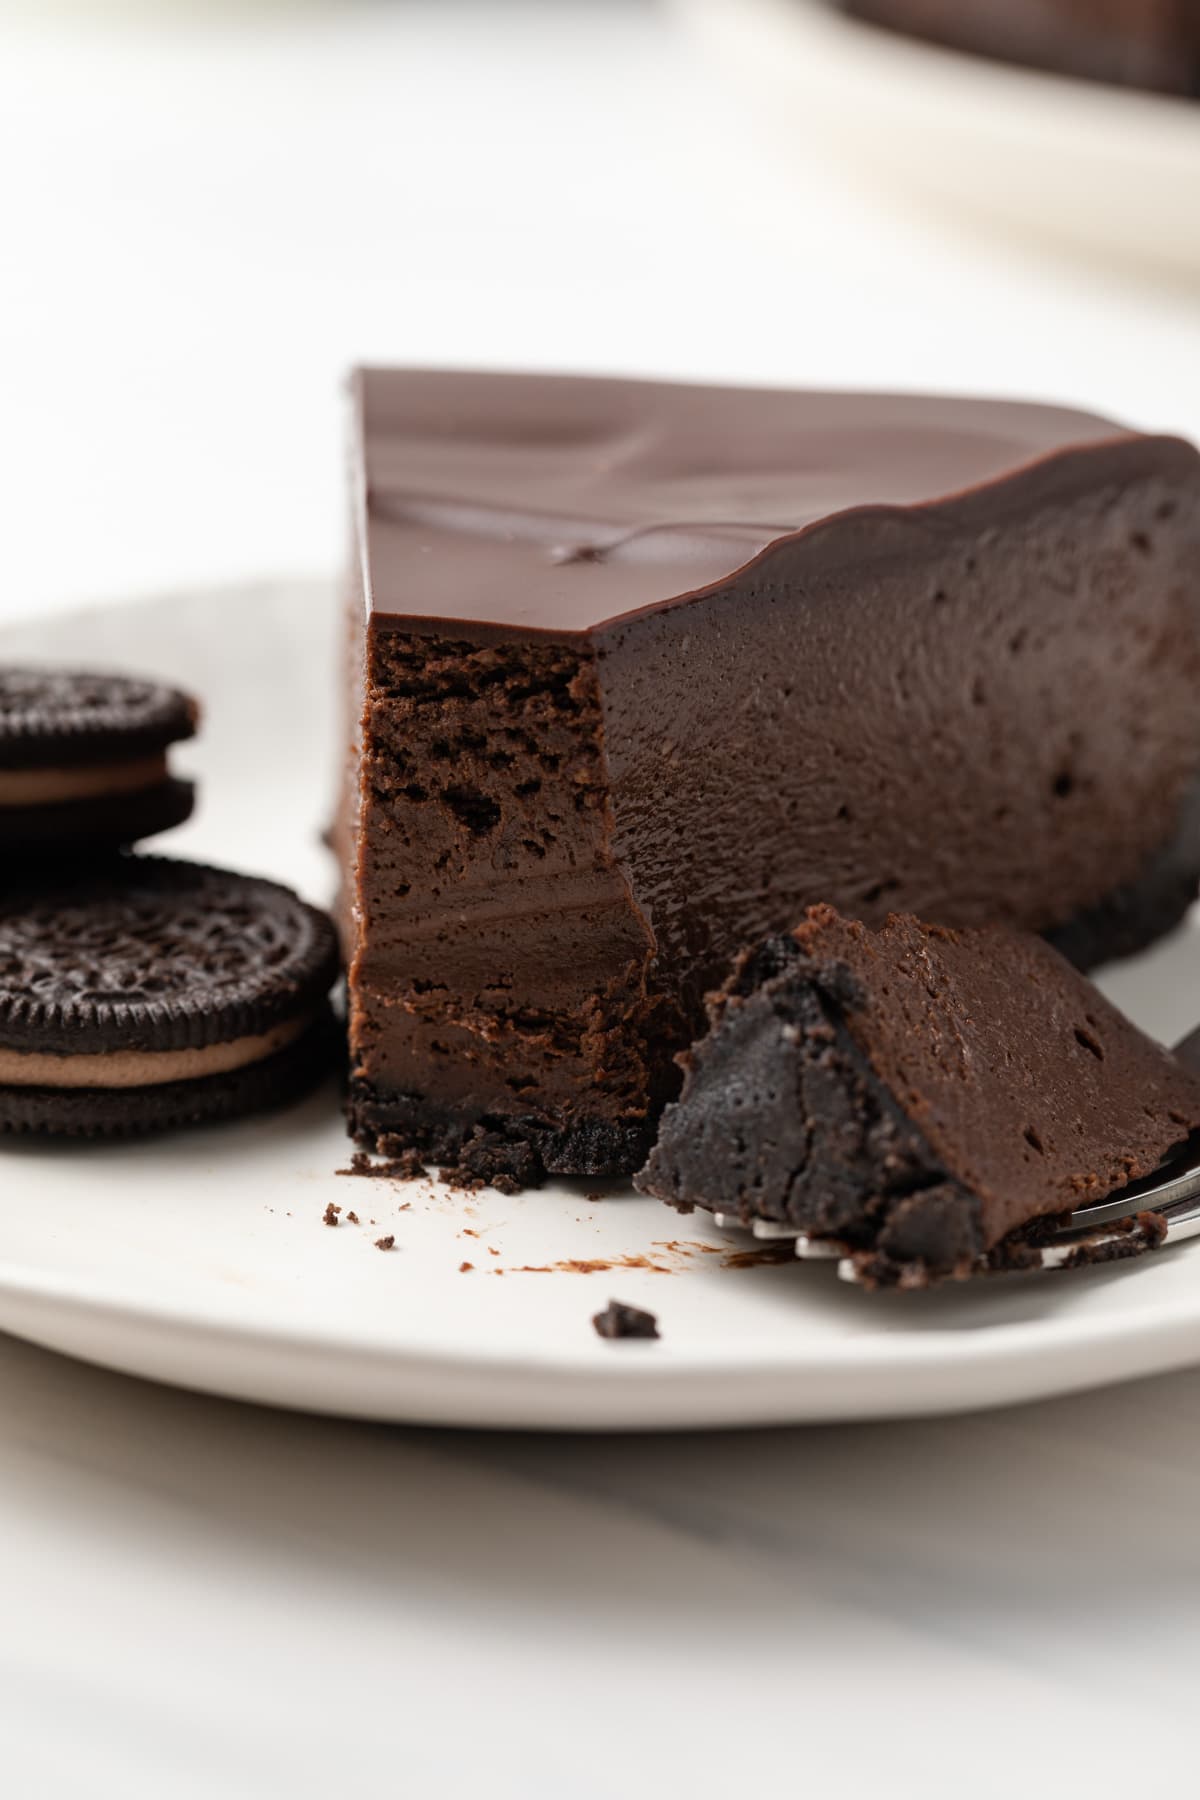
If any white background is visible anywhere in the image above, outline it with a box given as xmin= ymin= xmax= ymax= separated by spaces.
xmin=1 ymin=4 xmax=1200 ymax=1796
xmin=1 ymin=0 xmax=1198 ymax=619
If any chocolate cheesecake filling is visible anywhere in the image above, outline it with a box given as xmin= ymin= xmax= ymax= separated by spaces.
xmin=342 ymin=371 xmax=1200 ymax=1179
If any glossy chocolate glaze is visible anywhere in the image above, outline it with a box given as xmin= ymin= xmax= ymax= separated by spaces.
xmin=344 ymin=370 xmax=1200 ymax=1177
xmin=355 ymin=369 xmax=1145 ymax=636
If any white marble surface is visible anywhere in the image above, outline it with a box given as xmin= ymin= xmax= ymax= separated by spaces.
xmin=2 ymin=1333 xmax=1199 ymax=1798
xmin=2 ymin=3 xmax=1200 ymax=1793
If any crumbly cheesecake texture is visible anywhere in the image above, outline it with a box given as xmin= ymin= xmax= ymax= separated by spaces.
xmin=637 ymin=907 xmax=1200 ymax=1288
xmin=342 ymin=369 xmax=1200 ymax=1180
xmin=841 ymin=0 xmax=1200 ymax=95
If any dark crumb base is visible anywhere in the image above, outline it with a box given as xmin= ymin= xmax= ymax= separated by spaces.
xmin=592 ymin=1300 xmax=660 ymax=1340
xmin=346 ymin=1080 xmax=653 ymax=1190
xmin=0 ymin=778 xmax=195 ymax=851
xmin=0 ymin=1015 xmax=338 ymax=1139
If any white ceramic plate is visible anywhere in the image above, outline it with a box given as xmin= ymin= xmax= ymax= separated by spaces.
xmin=5 ymin=583 xmax=1200 ymax=1430
xmin=672 ymin=0 xmax=1200 ymax=280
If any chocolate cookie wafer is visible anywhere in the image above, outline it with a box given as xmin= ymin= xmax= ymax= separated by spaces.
xmin=0 ymin=857 xmax=340 ymax=1135
xmin=0 ymin=667 xmax=199 ymax=850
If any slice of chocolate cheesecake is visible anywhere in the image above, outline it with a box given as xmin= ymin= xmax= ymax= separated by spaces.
xmin=637 ymin=906 xmax=1200 ymax=1287
xmin=341 ymin=369 xmax=1200 ymax=1180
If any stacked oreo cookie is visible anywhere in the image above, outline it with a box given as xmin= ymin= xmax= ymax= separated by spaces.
xmin=0 ymin=667 xmax=198 ymax=852
xmin=0 ymin=668 xmax=338 ymax=1136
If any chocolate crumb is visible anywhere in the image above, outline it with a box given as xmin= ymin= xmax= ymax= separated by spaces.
xmin=375 ymin=1235 xmax=395 ymax=1251
xmin=440 ymin=1167 xmax=484 ymax=1194
xmin=459 ymin=1260 xmax=475 ymax=1272
xmin=322 ymin=1202 xmax=341 ymax=1228
xmin=592 ymin=1300 xmax=660 ymax=1341
xmin=341 ymin=1144 xmax=428 ymax=1181
xmin=346 ymin=1210 xmax=360 ymax=1225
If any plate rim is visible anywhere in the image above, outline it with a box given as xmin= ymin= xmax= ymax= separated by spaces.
xmin=6 ymin=1253 xmax=1200 ymax=1429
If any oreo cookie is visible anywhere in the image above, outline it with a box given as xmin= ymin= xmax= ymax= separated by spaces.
xmin=0 ymin=856 xmax=341 ymax=1136
xmin=0 ymin=666 xmax=199 ymax=850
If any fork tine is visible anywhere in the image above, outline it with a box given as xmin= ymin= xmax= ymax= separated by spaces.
xmin=796 ymin=1234 xmax=843 ymax=1261
xmin=752 ymin=1219 xmax=802 ymax=1241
